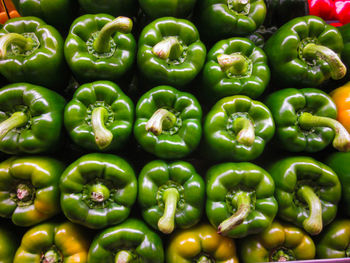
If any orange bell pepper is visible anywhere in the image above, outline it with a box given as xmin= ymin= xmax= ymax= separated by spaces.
xmin=330 ymin=82 xmax=350 ymax=133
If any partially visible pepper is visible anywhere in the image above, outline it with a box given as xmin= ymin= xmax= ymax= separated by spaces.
xmin=334 ymin=0 xmax=350 ymax=25
xmin=308 ymin=0 xmax=336 ymax=20
xmin=14 ymin=221 xmax=90 ymax=263
xmin=166 ymin=224 xmax=238 ymax=263
xmin=330 ymin=82 xmax=350 ymax=133
xmin=240 ymin=221 xmax=316 ymax=262
xmin=0 ymin=223 xmax=18 ymax=263
xmin=316 ymin=219 xmax=350 ymax=258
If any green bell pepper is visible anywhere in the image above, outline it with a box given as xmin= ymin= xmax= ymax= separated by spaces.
xmin=0 ymin=17 xmax=68 ymax=89
xmin=137 ymin=17 xmax=206 ymax=87
xmin=339 ymin=23 xmax=350 ymax=70
xmin=64 ymin=14 xmax=136 ymax=83
xmin=206 ymin=162 xmax=278 ymax=238
xmin=14 ymin=221 xmax=90 ymax=263
xmin=59 ymin=153 xmax=137 ymax=229
xmin=88 ymin=218 xmax=164 ymax=263
xmin=265 ymin=88 xmax=350 ymax=152
xmin=138 ymin=160 xmax=205 ymax=234
xmin=240 ymin=221 xmax=316 ymax=262
xmin=139 ymin=0 xmax=196 ymax=18
xmin=204 ymin=95 xmax=275 ymax=161
xmin=0 ymin=223 xmax=18 ymax=263
xmin=265 ymin=16 xmax=347 ymax=87
xmin=203 ymin=37 xmax=270 ymax=102
xmin=64 ymin=81 xmax=134 ymax=151
xmin=11 ymin=0 xmax=76 ymax=31
xmin=78 ymin=0 xmax=137 ymax=17
xmin=198 ymin=0 xmax=267 ymax=40
xmin=134 ymin=86 xmax=202 ymax=159
xmin=326 ymin=152 xmax=350 ymax=217
xmin=0 ymin=156 xmax=64 ymax=227
xmin=316 ymin=219 xmax=350 ymax=258
xmin=0 ymin=83 xmax=65 ymax=155
xmin=269 ymin=156 xmax=341 ymax=235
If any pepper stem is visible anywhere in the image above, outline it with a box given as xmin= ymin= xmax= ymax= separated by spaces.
xmin=217 ymin=53 xmax=249 ymax=76
xmin=115 ymin=250 xmax=134 ymax=263
xmin=233 ymin=117 xmax=255 ymax=146
xmin=158 ymin=188 xmax=179 ymax=234
xmin=146 ymin=109 xmax=177 ymax=136
xmin=217 ymin=191 xmax=251 ymax=235
xmin=0 ymin=33 xmax=35 ymax=58
xmin=299 ymin=112 xmax=350 ymax=152
xmin=41 ymin=249 xmax=62 ymax=263
xmin=228 ymin=0 xmax=250 ymax=13
xmin=297 ymin=185 xmax=323 ymax=235
xmin=197 ymin=255 xmax=213 ymax=263
xmin=303 ymin=43 xmax=347 ymax=80
xmin=91 ymin=107 xmax=113 ymax=150
xmin=152 ymin=37 xmax=183 ymax=60
xmin=270 ymin=248 xmax=295 ymax=262
xmin=17 ymin=184 xmax=31 ymax=201
xmin=93 ymin=16 xmax=133 ymax=53
xmin=0 ymin=112 xmax=28 ymax=141
xmin=90 ymin=183 xmax=110 ymax=203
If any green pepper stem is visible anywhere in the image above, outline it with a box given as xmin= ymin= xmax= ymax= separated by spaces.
xmin=217 ymin=191 xmax=251 ymax=235
xmin=41 ymin=249 xmax=62 ymax=263
xmin=145 ymin=109 xmax=177 ymax=136
xmin=115 ymin=250 xmax=134 ymax=263
xmin=197 ymin=255 xmax=212 ymax=263
xmin=91 ymin=107 xmax=113 ymax=150
xmin=299 ymin=112 xmax=350 ymax=152
xmin=297 ymin=185 xmax=323 ymax=235
xmin=0 ymin=112 xmax=28 ymax=141
xmin=233 ymin=117 xmax=255 ymax=146
xmin=303 ymin=43 xmax=347 ymax=80
xmin=228 ymin=0 xmax=250 ymax=13
xmin=93 ymin=16 xmax=133 ymax=53
xmin=152 ymin=37 xmax=183 ymax=60
xmin=90 ymin=183 xmax=110 ymax=203
xmin=0 ymin=33 xmax=35 ymax=58
xmin=270 ymin=248 xmax=296 ymax=262
xmin=217 ymin=53 xmax=249 ymax=75
xmin=158 ymin=188 xmax=179 ymax=234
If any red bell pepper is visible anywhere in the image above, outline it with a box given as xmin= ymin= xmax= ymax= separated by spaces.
xmin=308 ymin=0 xmax=337 ymax=20
xmin=334 ymin=0 xmax=350 ymax=25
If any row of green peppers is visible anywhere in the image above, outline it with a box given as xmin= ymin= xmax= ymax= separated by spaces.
xmin=0 ymin=14 xmax=348 ymax=93
xmin=1 ymin=152 xmax=349 ymax=237
xmin=2 ymin=81 xmax=350 ymax=161
xmin=1 ymin=151 xmax=350 ymax=262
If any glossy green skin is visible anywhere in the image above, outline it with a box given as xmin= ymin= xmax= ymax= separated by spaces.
xmin=78 ymin=0 xmax=138 ymax=17
xmin=0 ymin=156 xmax=64 ymax=226
xmin=138 ymin=160 xmax=205 ymax=232
xmin=64 ymin=14 xmax=136 ymax=83
xmin=203 ymin=37 xmax=270 ymax=102
xmin=339 ymin=23 xmax=350 ymax=69
xmin=137 ymin=17 xmax=206 ymax=87
xmin=269 ymin=157 xmax=341 ymax=232
xmin=59 ymin=153 xmax=137 ymax=229
xmin=204 ymin=95 xmax=275 ymax=161
xmin=265 ymin=16 xmax=344 ymax=87
xmin=317 ymin=219 xmax=350 ymax=258
xmin=88 ymin=218 xmax=164 ymax=263
xmin=64 ymin=81 xmax=134 ymax=152
xmin=0 ymin=83 xmax=65 ymax=154
xmin=0 ymin=17 xmax=67 ymax=89
xmin=206 ymin=162 xmax=278 ymax=238
xmin=134 ymin=86 xmax=202 ymax=159
xmin=139 ymin=0 xmax=196 ymax=18
xmin=326 ymin=152 xmax=350 ymax=217
xmin=11 ymin=0 xmax=75 ymax=31
xmin=0 ymin=226 xmax=17 ymax=263
xmin=199 ymin=0 xmax=266 ymax=39
xmin=265 ymin=88 xmax=337 ymax=153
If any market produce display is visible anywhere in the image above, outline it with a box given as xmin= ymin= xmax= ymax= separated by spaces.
xmin=0 ymin=0 xmax=349 ymax=262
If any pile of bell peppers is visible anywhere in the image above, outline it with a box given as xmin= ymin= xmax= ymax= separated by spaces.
xmin=0 ymin=0 xmax=350 ymax=262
